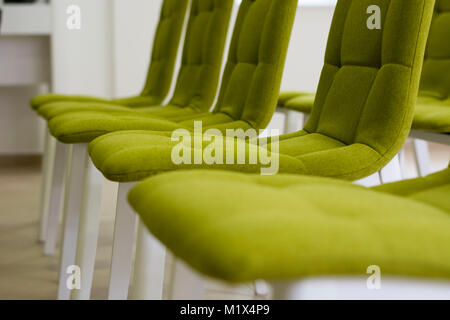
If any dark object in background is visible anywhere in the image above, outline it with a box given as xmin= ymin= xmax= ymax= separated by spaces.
xmin=4 ymin=0 xmax=38 ymax=3
xmin=2 ymin=0 xmax=41 ymax=29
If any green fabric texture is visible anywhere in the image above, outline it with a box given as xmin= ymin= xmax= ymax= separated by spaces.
xmin=51 ymin=0 xmax=297 ymax=145
xmin=280 ymin=0 xmax=450 ymax=134
xmin=47 ymin=0 xmax=236 ymax=138
xmin=31 ymin=0 xmax=189 ymax=111
xmin=88 ymin=0 xmax=435 ymax=183
xmin=374 ymin=165 xmax=450 ymax=212
xmin=128 ymin=166 xmax=450 ymax=283
xmin=413 ymin=96 xmax=450 ymax=132
xmin=38 ymin=0 xmax=233 ymax=121
xmin=277 ymin=91 xmax=315 ymax=113
xmin=413 ymin=0 xmax=450 ymax=132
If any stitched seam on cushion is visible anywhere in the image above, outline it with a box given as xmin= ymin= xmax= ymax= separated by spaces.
xmin=232 ymin=1 xmax=276 ymax=125
xmin=334 ymin=0 xmax=353 ymax=68
xmin=380 ymin=0 xmax=394 ymax=66
xmin=219 ymin=110 xmax=239 ymax=121
xmin=253 ymin=0 xmax=286 ymax=129
xmin=311 ymin=131 xmax=348 ymax=147
xmin=59 ymin=130 xmax=111 ymax=142
xmin=352 ymin=72 xmax=378 ymax=143
xmin=312 ymin=65 xmax=340 ymax=132
xmin=352 ymin=0 xmax=391 ymax=145
xmin=328 ymin=0 xmax=428 ymax=180
xmin=378 ymin=0 xmax=426 ymax=159
xmin=313 ymin=0 xmax=353 ymax=130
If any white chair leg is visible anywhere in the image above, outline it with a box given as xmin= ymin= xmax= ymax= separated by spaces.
xmin=303 ymin=113 xmax=310 ymax=127
xmin=71 ymin=160 xmax=105 ymax=300
xmin=254 ymin=280 xmax=270 ymax=297
xmin=168 ymin=259 xmax=205 ymax=300
xmin=379 ymin=155 xmax=403 ymax=184
xmin=283 ymin=110 xmax=301 ymax=134
xmin=270 ymin=281 xmax=302 ymax=300
xmin=108 ymin=183 xmax=138 ymax=300
xmin=57 ymin=144 xmax=90 ymax=300
xmin=44 ymin=142 xmax=70 ymax=256
xmin=131 ymin=220 xmax=166 ymax=300
xmin=413 ymin=139 xmax=432 ymax=177
xmin=355 ymin=173 xmax=381 ymax=187
xmin=398 ymin=147 xmax=409 ymax=179
xmin=270 ymin=277 xmax=450 ymax=300
xmin=38 ymin=128 xmax=56 ymax=243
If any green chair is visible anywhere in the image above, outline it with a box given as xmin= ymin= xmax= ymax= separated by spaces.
xmin=88 ymin=0 xmax=435 ymax=299
xmin=36 ymin=0 xmax=189 ymax=244
xmin=83 ymin=0 xmax=298 ymax=300
xmin=46 ymin=0 xmax=297 ymax=144
xmin=279 ymin=0 xmax=450 ymax=125
xmin=128 ymin=164 xmax=450 ymax=299
xmin=279 ymin=0 xmax=450 ymax=177
xmin=89 ymin=0 xmax=433 ymax=183
xmin=278 ymin=91 xmax=315 ymax=114
xmin=45 ymin=0 xmax=234 ymax=301
xmin=408 ymin=0 xmax=450 ymax=178
xmin=37 ymin=0 xmax=237 ymax=122
xmin=32 ymin=0 xmax=188 ymax=112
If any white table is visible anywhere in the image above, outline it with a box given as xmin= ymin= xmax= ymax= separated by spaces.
xmin=0 ymin=3 xmax=51 ymax=155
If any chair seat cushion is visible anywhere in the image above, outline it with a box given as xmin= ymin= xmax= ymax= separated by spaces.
xmin=278 ymin=91 xmax=305 ymax=107
xmin=30 ymin=94 xmax=112 ymax=111
xmin=128 ymin=170 xmax=450 ymax=283
xmin=412 ymin=96 xmax=450 ymax=133
xmin=277 ymin=93 xmax=450 ymax=133
xmin=88 ymin=127 xmax=385 ymax=183
xmin=48 ymin=108 xmax=244 ymax=144
xmin=37 ymin=102 xmax=138 ymax=120
xmin=48 ymin=112 xmax=185 ymax=144
xmin=278 ymin=91 xmax=316 ymax=114
xmin=374 ymin=167 xmax=450 ymax=212
xmin=37 ymin=101 xmax=199 ymax=121
xmin=30 ymin=93 xmax=162 ymax=111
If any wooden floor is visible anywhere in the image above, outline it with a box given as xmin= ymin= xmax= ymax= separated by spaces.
xmin=0 ymin=164 xmax=256 ymax=300
xmin=0 ymin=140 xmax=448 ymax=300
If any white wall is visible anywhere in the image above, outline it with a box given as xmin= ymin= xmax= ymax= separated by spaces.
xmin=0 ymin=0 xmax=335 ymax=155
xmin=0 ymin=4 xmax=52 ymax=155
xmin=111 ymin=1 xmax=335 ymax=97
xmin=282 ymin=5 xmax=335 ymax=92
xmin=51 ymin=0 xmax=113 ymax=96
xmin=0 ymin=0 xmax=114 ymax=155
xmin=112 ymin=0 xmax=161 ymax=98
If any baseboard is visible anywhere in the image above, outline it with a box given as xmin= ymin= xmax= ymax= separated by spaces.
xmin=0 ymin=155 xmax=42 ymax=166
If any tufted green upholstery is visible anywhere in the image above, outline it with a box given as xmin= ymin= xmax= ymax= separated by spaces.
xmin=31 ymin=0 xmax=189 ymax=111
xmin=278 ymin=91 xmax=316 ymax=113
xmin=374 ymin=165 xmax=450 ymax=211
xmin=50 ymin=0 xmax=297 ymax=145
xmin=149 ymin=0 xmax=235 ymax=117
xmin=128 ymin=166 xmax=450 ymax=283
xmin=413 ymin=0 xmax=450 ymax=132
xmin=280 ymin=0 xmax=450 ymax=134
xmin=88 ymin=0 xmax=435 ymax=183
xmin=39 ymin=0 xmax=233 ymax=121
xmin=281 ymin=0 xmax=434 ymax=180
xmin=420 ymin=0 xmax=450 ymax=101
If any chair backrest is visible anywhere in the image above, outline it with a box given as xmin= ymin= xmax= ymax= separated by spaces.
xmin=213 ymin=0 xmax=298 ymax=130
xmin=304 ymin=0 xmax=434 ymax=159
xmin=168 ymin=0 xmax=234 ymax=112
xmin=140 ymin=0 xmax=190 ymax=102
xmin=419 ymin=0 xmax=450 ymax=100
